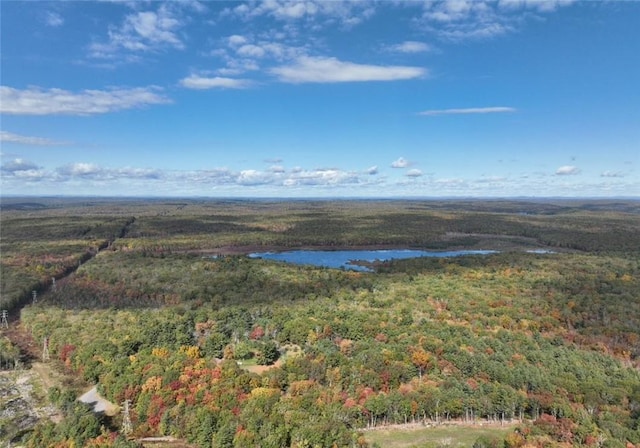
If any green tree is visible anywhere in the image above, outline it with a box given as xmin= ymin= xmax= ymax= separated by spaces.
xmin=203 ymin=331 xmax=228 ymax=358
xmin=256 ymin=340 xmax=279 ymax=365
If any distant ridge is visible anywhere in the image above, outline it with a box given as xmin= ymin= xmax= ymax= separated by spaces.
xmin=0 ymin=202 xmax=49 ymax=211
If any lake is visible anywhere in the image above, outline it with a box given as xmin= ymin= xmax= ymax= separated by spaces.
xmin=248 ymin=249 xmax=498 ymax=272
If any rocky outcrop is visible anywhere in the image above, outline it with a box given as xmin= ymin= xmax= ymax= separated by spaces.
xmin=0 ymin=370 xmax=58 ymax=443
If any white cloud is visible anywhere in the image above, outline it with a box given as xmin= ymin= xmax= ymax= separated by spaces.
xmin=182 ymin=0 xmax=207 ymax=13
xmin=419 ymin=106 xmax=516 ymax=116
xmin=391 ymin=157 xmax=410 ymax=168
xmin=228 ymin=35 xmax=248 ymax=47
xmin=388 ymin=41 xmax=432 ymax=53
xmin=211 ymin=37 xmax=301 ymax=78
xmin=238 ymin=169 xmax=277 ymax=185
xmin=158 ymin=166 xmax=367 ymax=189
xmin=179 ymin=75 xmax=252 ymax=89
xmin=230 ymin=40 xmax=304 ymax=61
xmin=272 ymin=2 xmax=318 ymax=19
xmin=174 ymin=166 xmax=364 ymax=189
xmin=366 ymin=166 xmax=379 ymax=175
xmin=261 ymin=42 xmax=299 ymax=60
xmin=232 ymin=1 xmax=307 ymax=20
xmin=57 ymin=162 xmax=102 ymax=177
xmin=419 ymin=0 xmax=574 ymax=41
xmin=555 ymin=165 xmax=580 ymax=175
xmin=176 ymin=168 xmax=235 ymax=185
xmin=1 ymin=161 xmax=165 ymax=186
xmin=435 ymin=177 xmax=466 ymax=186
xmin=218 ymin=36 xmax=308 ymax=76
xmin=11 ymin=169 xmax=48 ymax=180
xmin=271 ymin=56 xmax=425 ymax=83
xmin=601 ymin=170 xmax=624 ymax=178
xmin=1 ymin=158 xmax=40 ymax=173
xmin=498 ymin=0 xmax=576 ymax=13
xmin=229 ymin=1 xmax=375 ymax=26
xmin=423 ymin=0 xmax=480 ymax=23
xmin=128 ymin=11 xmax=182 ymax=46
xmin=216 ymin=59 xmax=261 ymax=76
xmin=3 ymin=158 xmax=636 ymax=197
xmin=237 ymin=44 xmax=267 ymax=58
xmin=285 ymin=168 xmax=360 ymax=186
xmin=438 ymin=23 xmax=513 ymax=40
xmin=0 ymin=85 xmax=170 ymax=115
xmin=0 ymin=131 xmax=69 ymax=146
xmin=52 ymin=163 xmax=162 ymax=181
xmin=88 ymin=4 xmax=188 ymax=58
xmin=45 ymin=11 xmax=64 ymax=27
xmin=113 ymin=167 xmax=163 ymax=180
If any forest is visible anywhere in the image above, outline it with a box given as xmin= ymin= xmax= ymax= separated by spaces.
xmin=1 ymin=197 xmax=639 ymax=448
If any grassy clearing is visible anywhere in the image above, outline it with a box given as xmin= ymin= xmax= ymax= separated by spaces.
xmin=238 ymin=343 xmax=302 ymax=374
xmin=364 ymin=423 xmax=517 ymax=448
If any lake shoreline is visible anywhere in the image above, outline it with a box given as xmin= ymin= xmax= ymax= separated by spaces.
xmin=188 ymin=241 xmax=564 ymax=258
xmin=248 ymin=248 xmax=501 ymax=271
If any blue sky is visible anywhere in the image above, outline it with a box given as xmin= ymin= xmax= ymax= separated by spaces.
xmin=1 ymin=0 xmax=638 ymax=197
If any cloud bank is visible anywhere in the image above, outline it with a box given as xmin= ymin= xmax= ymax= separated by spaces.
xmin=2 ymin=158 xmax=636 ymax=198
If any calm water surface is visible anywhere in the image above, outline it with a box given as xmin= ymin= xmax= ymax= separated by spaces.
xmin=248 ymin=249 xmax=498 ymax=271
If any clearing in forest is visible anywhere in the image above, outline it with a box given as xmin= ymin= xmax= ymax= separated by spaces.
xmin=364 ymin=422 xmax=518 ymax=448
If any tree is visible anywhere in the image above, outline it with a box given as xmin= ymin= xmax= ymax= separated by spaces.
xmin=256 ymin=340 xmax=279 ymax=365
xmin=234 ymin=341 xmax=253 ymax=360
xmin=410 ymin=346 xmax=431 ymax=379
xmin=214 ymin=422 xmax=236 ymax=448
xmin=250 ymin=325 xmax=265 ymax=340
xmin=203 ymin=331 xmax=228 ymax=358
xmin=194 ymin=408 xmax=217 ymax=447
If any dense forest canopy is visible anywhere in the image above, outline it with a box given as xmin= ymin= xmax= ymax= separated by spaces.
xmin=1 ymin=198 xmax=639 ymax=447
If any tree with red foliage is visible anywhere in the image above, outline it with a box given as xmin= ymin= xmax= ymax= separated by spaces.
xmin=249 ymin=325 xmax=265 ymax=340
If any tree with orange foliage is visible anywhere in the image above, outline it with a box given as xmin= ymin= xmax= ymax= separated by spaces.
xmin=410 ymin=346 xmax=431 ymax=379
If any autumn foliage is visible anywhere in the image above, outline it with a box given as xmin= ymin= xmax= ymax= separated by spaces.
xmin=4 ymin=198 xmax=639 ymax=447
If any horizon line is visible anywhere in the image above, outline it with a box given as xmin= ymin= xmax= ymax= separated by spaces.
xmin=1 ymin=194 xmax=639 ymax=201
